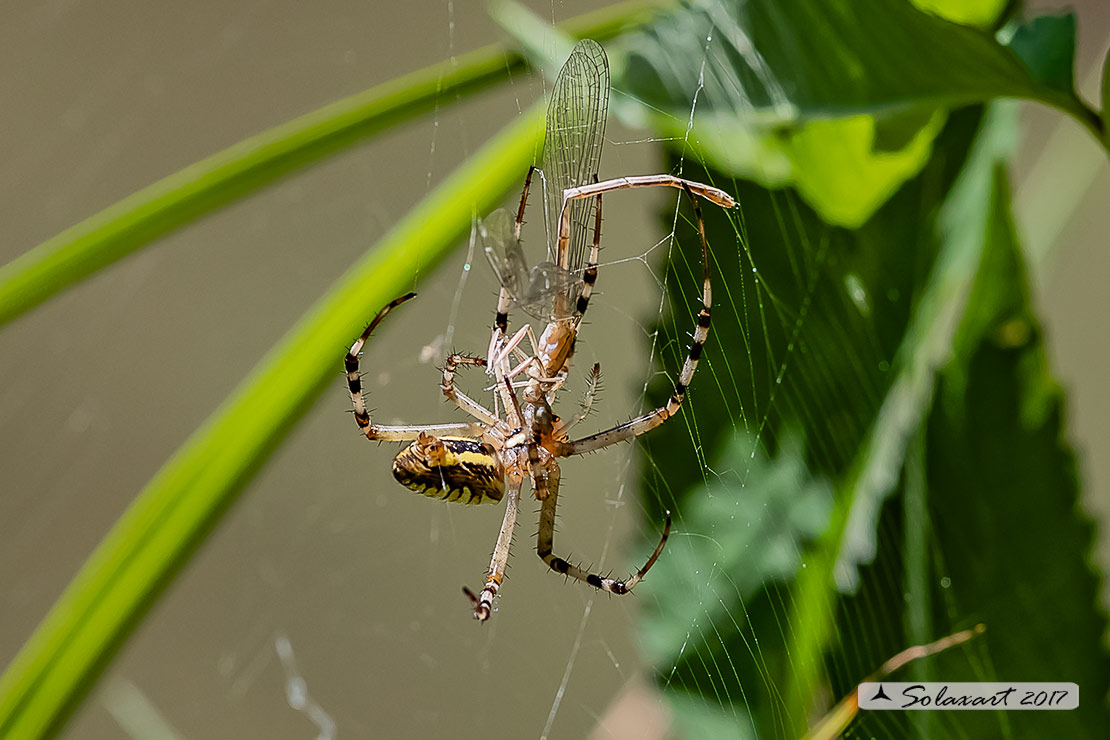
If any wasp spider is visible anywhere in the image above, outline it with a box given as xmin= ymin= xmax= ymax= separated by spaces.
xmin=344 ymin=167 xmax=732 ymax=621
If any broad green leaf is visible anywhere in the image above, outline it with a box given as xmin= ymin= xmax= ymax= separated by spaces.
xmin=782 ymin=105 xmax=1018 ymax=730
xmin=835 ymin=165 xmax=1110 ymax=738
xmin=820 ymin=150 xmax=1110 ymax=738
xmin=921 ymin=167 xmax=1110 ymax=737
xmin=1005 ymin=13 xmax=1078 ymax=95
xmin=637 ymin=100 xmax=988 ymax=737
xmin=617 ymin=0 xmax=1100 ymax=227
xmin=783 ymin=112 xmax=948 ymax=228
xmin=910 ymin=0 xmax=1007 ymax=28
xmin=0 ymin=108 xmax=544 ymax=740
xmin=640 ymin=104 xmax=986 ymax=505
xmin=638 ymin=94 xmax=1109 ymax=737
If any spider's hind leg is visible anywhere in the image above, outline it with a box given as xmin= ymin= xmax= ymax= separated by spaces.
xmin=534 ymin=458 xmax=671 ymax=595
xmin=464 ymin=474 xmax=523 ymax=621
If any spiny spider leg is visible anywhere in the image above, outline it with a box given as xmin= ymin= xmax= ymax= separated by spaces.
xmin=441 ymin=354 xmax=499 ymax=427
xmin=346 ymin=292 xmax=484 ymax=441
xmin=558 ymin=362 xmax=602 ymax=434
xmin=553 ymin=184 xmax=713 ymax=456
xmin=536 ymin=470 xmax=672 ymax=594
xmin=556 ymin=173 xmax=735 ymax=271
xmin=493 ymin=165 xmax=538 ymax=335
xmin=464 ymin=474 xmax=523 ymax=622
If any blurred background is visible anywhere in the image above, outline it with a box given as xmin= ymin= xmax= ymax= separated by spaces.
xmin=0 ymin=1 xmax=1106 ymax=739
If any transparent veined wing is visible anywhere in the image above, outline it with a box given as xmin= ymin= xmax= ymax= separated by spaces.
xmin=479 ymin=208 xmax=580 ymax=321
xmin=480 ymin=209 xmax=528 ymax=306
xmin=543 ymin=39 xmax=608 ymax=280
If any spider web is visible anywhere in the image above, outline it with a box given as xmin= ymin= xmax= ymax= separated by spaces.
xmin=0 ymin=5 xmax=908 ymax=740
xmin=366 ymin=18 xmax=834 ymax=740
xmin=3 ymin=2 xmax=1105 ymax=740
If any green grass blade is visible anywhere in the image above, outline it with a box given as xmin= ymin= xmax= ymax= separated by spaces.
xmin=0 ymin=1 xmax=654 ymax=329
xmin=0 ymin=105 xmax=544 ymax=740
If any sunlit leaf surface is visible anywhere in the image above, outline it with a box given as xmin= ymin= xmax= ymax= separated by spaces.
xmin=614 ymin=0 xmax=1095 ymax=226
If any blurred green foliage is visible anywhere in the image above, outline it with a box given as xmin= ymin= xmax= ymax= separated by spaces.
xmin=627 ymin=1 xmax=1110 ymax=738
xmin=1 ymin=1 xmax=1107 ymax=739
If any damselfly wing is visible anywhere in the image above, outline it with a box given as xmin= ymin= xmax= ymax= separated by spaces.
xmin=482 ymin=39 xmax=608 ymax=321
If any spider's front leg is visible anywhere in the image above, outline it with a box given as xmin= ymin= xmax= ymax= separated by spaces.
xmin=346 ymin=293 xmax=484 ymax=442
xmin=492 ymin=165 xmax=538 ymax=336
xmin=552 ymin=185 xmax=713 ymax=456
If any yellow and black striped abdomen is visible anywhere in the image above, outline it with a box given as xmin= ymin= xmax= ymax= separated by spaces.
xmin=392 ymin=435 xmax=504 ymax=504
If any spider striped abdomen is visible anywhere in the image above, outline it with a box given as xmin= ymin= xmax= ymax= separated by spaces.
xmin=392 ymin=435 xmax=505 ymax=505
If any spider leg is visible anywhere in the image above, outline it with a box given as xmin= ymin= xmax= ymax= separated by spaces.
xmin=501 ymin=376 xmax=526 ymax=433
xmin=346 ymin=294 xmax=485 ymax=441
xmin=554 ymin=185 xmax=712 ymax=456
xmin=493 ymin=166 xmax=538 ymax=335
xmin=494 ymin=289 xmax=513 ymax=339
xmin=441 ymin=354 xmax=500 ymax=427
xmin=535 ymin=457 xmax=671 ymax=594
xmin=558 ymin=362 xmax=602 ymax=435
xmin=557 ymin=174 xmax=736 ymax=265
xmin=464 ymin=473 xmax=523 ymax=621
xmin=493 ymin=324 xmax=533 ymax=370
xmin=573 ymin=181 xmax=602 ymax=322
xmin=485 ymin=328 xmax=532 ymax=429
xmin=502 ymin=325 xmax=555 ymax=388
xmin=493 ymin=324 xmax=566 ymax=402
xmin=358 ymin=422 xmax=488 ymax=441
xmin=514 ymin=166 xmax=536 ymax=240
